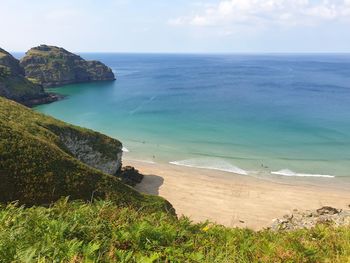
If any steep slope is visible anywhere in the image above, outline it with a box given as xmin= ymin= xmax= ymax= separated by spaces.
xmin=0 ymin=97 xmax=173 ymax=213
xmin=20 ymin=45 xmax=115 ymax=87
xmin=0 ymin=48 xmax=57 ymax=106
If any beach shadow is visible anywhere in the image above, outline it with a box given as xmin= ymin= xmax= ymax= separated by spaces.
xmin=135 ymin=174 xmax=164 ymax=196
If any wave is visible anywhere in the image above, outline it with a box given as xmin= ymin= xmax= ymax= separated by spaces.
xmin=122 ymin=147 xmax=129 ymax=153
xmin=124 ymin=158 xmax=156 ymax=164
xmin=189 ymin=151 xmax=260 ymax=161
xmin=271 ymin=169 xmax=335 ymax=178
xmin=169 ymin=158 xmax=248 ymax=175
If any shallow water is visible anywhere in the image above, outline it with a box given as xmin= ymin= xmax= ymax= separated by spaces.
xmin=34 ymin=53 xmax=350 ymax=178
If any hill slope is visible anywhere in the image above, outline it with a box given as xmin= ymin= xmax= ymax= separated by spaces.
xmin=0 ymin=48 xmax=57 ymax=106
xmin=0 ymin=96 xmax=172 ymax=212
xmin=20 ymin=45 xmax=115 ymax=88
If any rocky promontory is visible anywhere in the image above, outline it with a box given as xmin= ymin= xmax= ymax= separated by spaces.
xmin=0 ymin=48 xmax=59 ymax=106
xmin=20 ymin=45 xmax=115 ymax=88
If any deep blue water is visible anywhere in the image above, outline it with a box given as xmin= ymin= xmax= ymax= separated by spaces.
xmin=34 ymin=53 xmax=350 ymax=178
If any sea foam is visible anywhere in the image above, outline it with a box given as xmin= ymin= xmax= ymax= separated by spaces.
xmin=271 ymin=169 xmax=335 ymax=178
xmin=169 ymin=158 xmax=248 ymax=175
xmin=125 ymin=158 xmax=156 ymax=164
xmin=122 ymin=147 xmax=130 ymax=152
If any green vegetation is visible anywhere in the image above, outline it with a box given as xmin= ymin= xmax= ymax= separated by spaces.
xmin=0 ymin=72 xmax=44 ymax=97
xmin=0 ymin=199 xmax=349 ymax=262
xmin=0 ymin=47 xmax=49 ymax=105
xmin=0 ymin=65 xmax=11 ymax=79
xmin=0 ymin=96 xmax=172 ymax=212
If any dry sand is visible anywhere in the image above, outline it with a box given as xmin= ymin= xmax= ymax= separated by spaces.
xmin=125 ymin=159 xmax=350 ymax=230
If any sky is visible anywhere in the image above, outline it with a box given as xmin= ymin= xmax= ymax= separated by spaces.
xmin=1 ymin=0 xmax=350 ymax=53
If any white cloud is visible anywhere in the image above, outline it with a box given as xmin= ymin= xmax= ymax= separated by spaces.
xmin=169 ymin=0 xmax=350 ymax=28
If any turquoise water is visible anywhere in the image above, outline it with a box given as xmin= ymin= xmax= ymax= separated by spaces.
xmin=35 ymin=54 xmax=350 ymax=178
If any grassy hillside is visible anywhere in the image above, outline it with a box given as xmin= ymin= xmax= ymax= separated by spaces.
xmin=0 ymin=199 xmax=349 ymax=262
xmin=0 ymin=96 xmax=172 ymax=212
xmin=0 ymin=48 xmax=50 ymax=105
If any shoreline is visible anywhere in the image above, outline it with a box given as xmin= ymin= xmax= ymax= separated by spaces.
xmin=125 ymin=159 xmax=350 ymax=230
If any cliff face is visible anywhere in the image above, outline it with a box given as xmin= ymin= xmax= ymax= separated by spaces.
xmin=46 ymin=124 xmax=123 ymax=175
xmin=0 ymin=48 xmax=58 ymax=106
xmin=0 ymin=96 xmax=173 ymax=214
xmin=20 ymin=45 xmax=115 ymax=88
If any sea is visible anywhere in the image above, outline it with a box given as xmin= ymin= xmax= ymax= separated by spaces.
xmin=31 ymin=53 xmax=350 ymax=179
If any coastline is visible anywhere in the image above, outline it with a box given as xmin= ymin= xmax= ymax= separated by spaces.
xmin=125 ymin=159 xmax=350 ymax=230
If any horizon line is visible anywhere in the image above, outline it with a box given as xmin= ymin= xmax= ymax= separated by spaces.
xmin=9 ymin=50 xmax=350 ymax=55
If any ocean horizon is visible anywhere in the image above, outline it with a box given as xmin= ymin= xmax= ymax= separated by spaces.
xmin=33 ymin=53 xmax=350 ymax=178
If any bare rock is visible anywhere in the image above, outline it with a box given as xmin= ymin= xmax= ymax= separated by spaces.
xmin=316 ymin=206 xmax=340 ymax=215
xmin=269 ymin=206 xmax=350 ymax=231
xmin=59 ymin=130 xmax=122 ymax=175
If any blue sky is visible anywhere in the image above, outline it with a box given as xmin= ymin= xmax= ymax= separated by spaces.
xmin=1 ymin=0 xmax=350 ymax=53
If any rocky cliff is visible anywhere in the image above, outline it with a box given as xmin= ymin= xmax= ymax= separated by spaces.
xmin=0 ymin=48 xmax=58 ymax=106
xmin=0 ymin=96 xmax=174 ymax=214
xmin=20 ymin=45 xmax=115 ymax=88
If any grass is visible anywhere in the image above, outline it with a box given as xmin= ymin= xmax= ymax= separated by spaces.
xmin=0 ymin=199 xmax=349 ymax=262
xmin=0 ymin=74 xmax=44 ymax=97
xmin=0 ymin=65 xmax=11 ymax=79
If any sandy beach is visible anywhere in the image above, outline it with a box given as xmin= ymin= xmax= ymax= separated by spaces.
xmin=125 ymin=159 xmax=350 ymax=230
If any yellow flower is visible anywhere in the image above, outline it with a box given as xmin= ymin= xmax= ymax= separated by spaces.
xmin=202 ymin=225 xmax=210 ymax=232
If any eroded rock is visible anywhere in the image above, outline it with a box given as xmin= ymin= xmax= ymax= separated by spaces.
xmin=56 ymin=128 xmax=123 ymax=175
xmin=269 ymin=206 xmax=350 ymax=231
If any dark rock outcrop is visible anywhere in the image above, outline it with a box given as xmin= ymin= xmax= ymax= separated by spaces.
xmin=269 ymin=206 xmax=350 ymax=231
xmin=0 ymin=47 xmax=59 ymax=106
xmin=20 ymin=45 xmax=115 ymax=88
xmin=116 ymin=166 xmax=144 ymax=186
